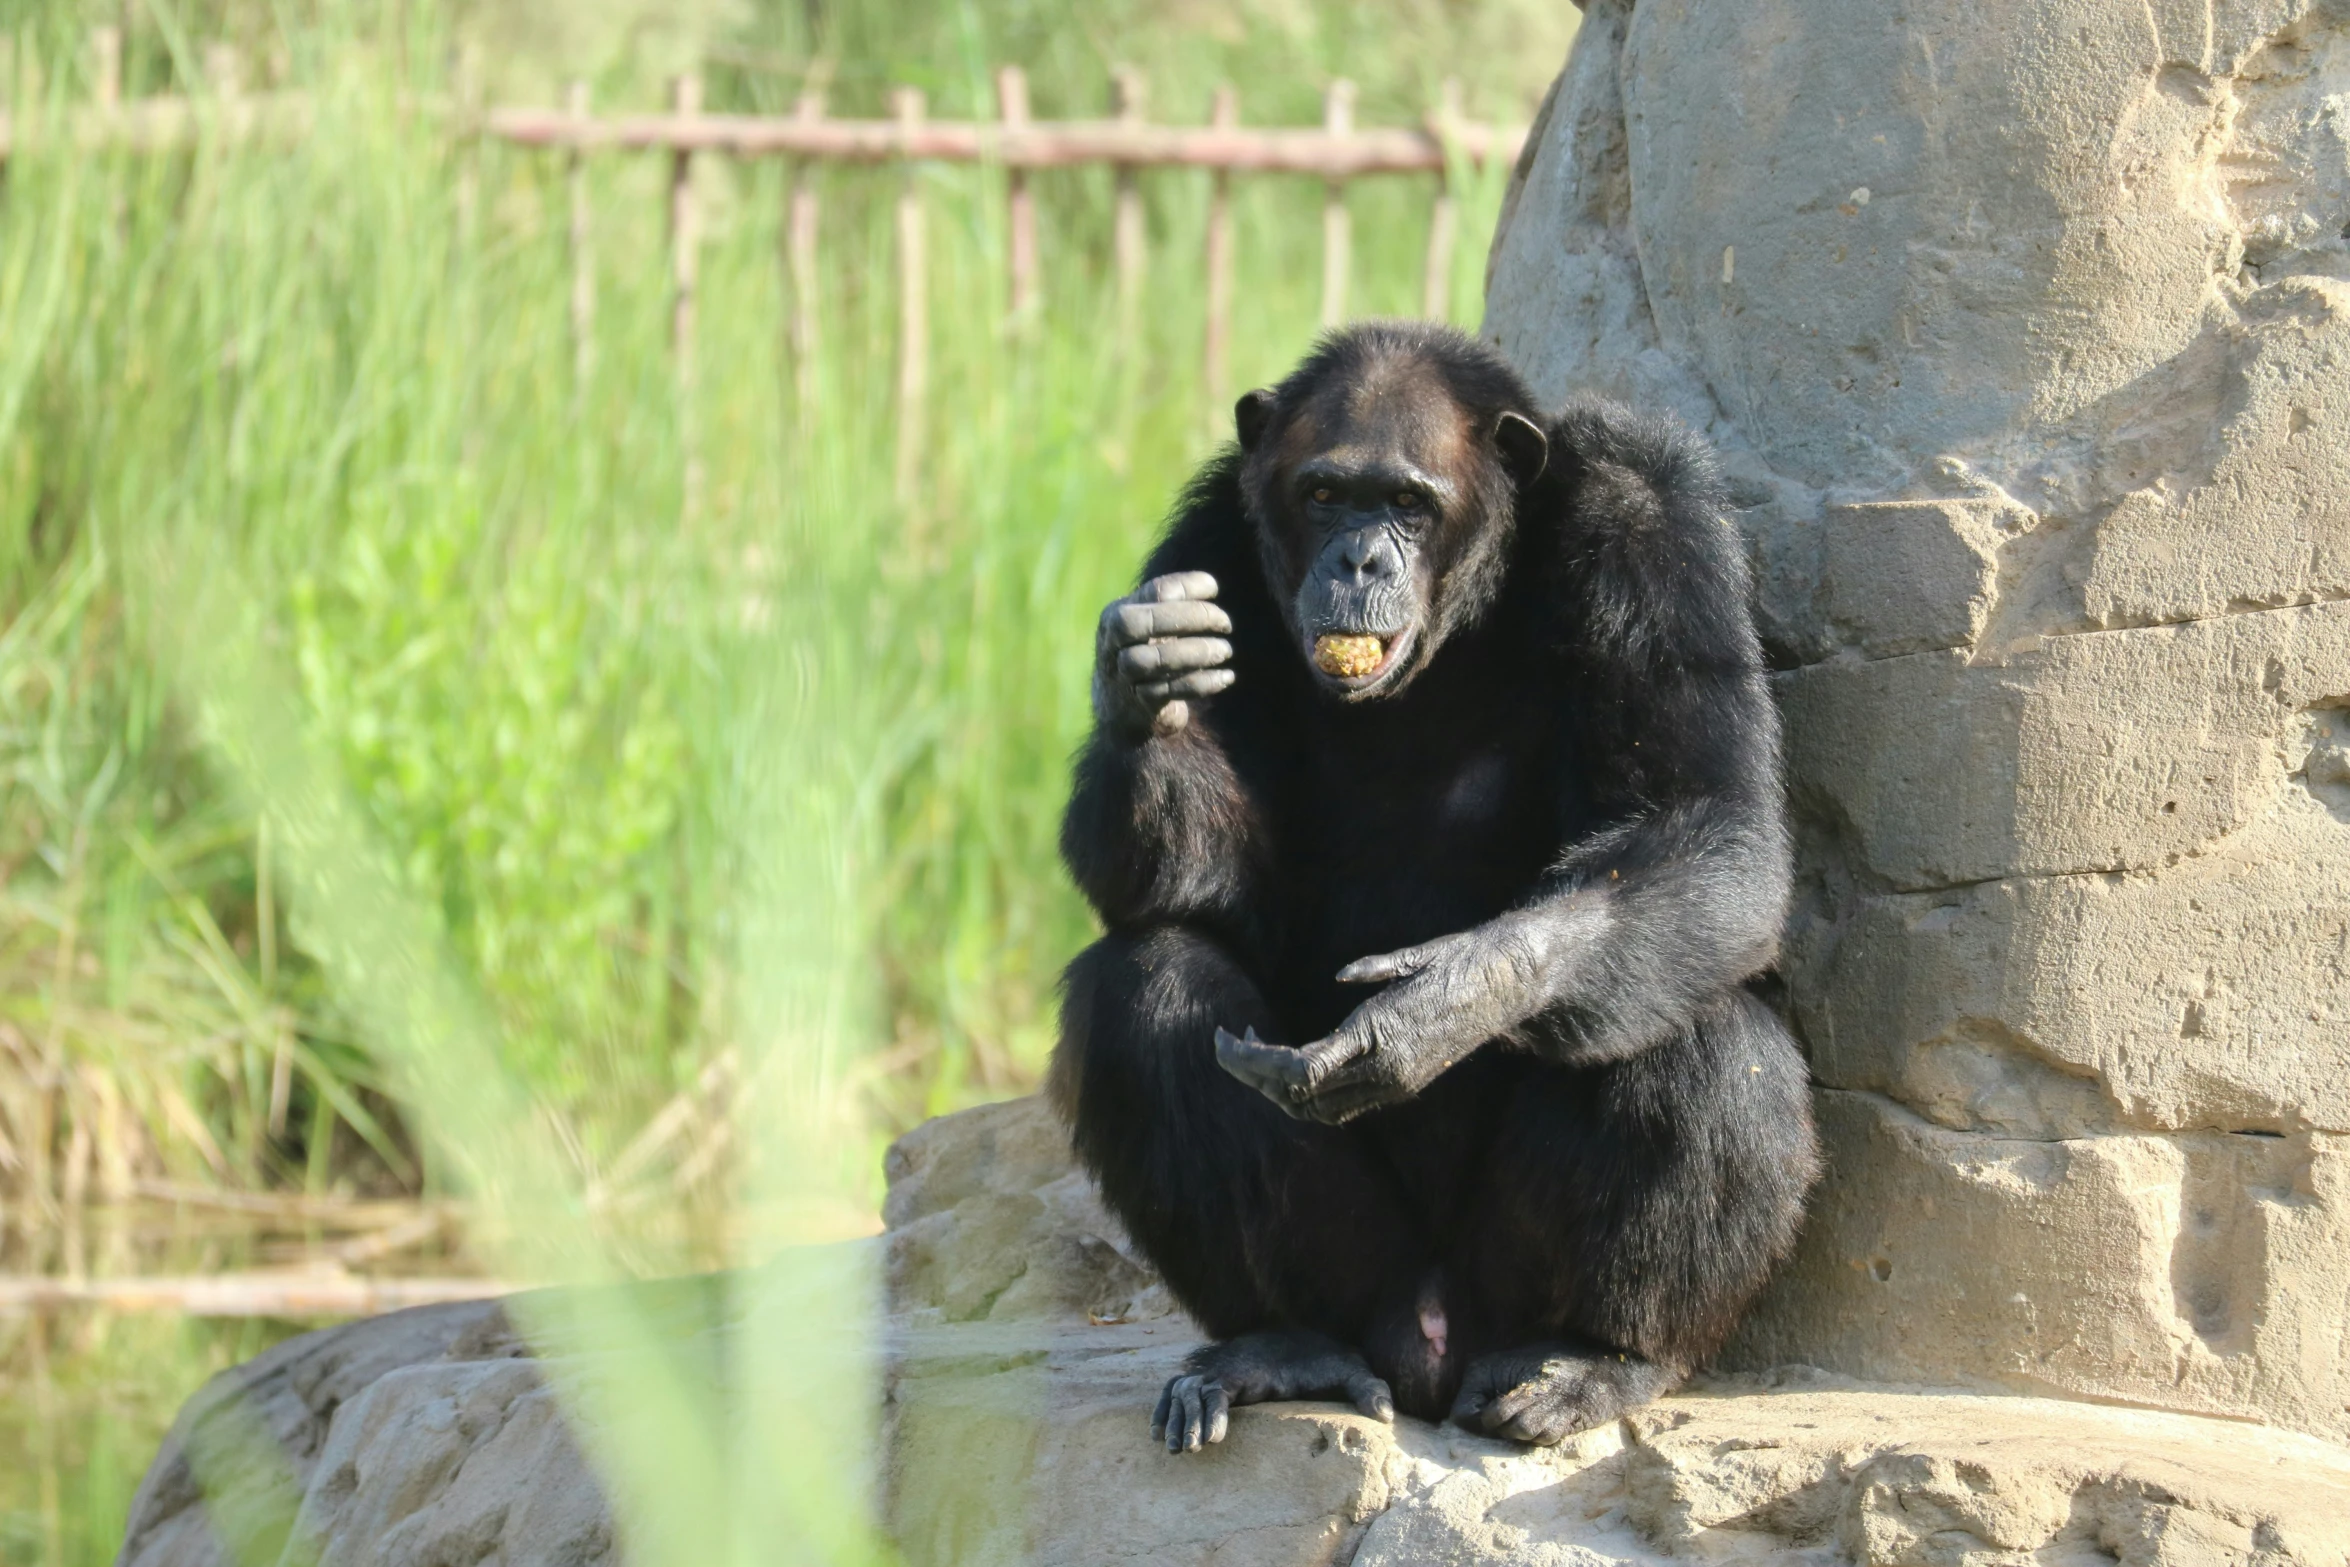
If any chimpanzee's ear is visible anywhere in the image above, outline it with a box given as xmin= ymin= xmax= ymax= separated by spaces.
xmin=1235 ymin=389 xmax=1276 ymax=452
xmin=1495 ymin=411 xmax=1549 ymax=485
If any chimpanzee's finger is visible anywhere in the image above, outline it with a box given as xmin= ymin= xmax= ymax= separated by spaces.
xmin=1140 ymin=571 xmax=1220 ymax=604
xmin=1177 ymin=1378 xmax=1207 ymax=1453
xmin=1163 ymin=1377 xmax=1191 ymax=1451
xmin=1151 ymin=1379 xmax=1176 ymax=1441
xmin=1136 ymin=670 xmax=1236 ymax=705
xmin=1214 ymin=1026 xmax=1309 ymax=1097
xmin=1294 ymin=1078 xmax=1397 ymax=1126
xmin=1119 ymin=637 xmax=1233 ymax=679
xmin=1107 ymin=598 xmax=1232 ymax=645
xmin=1292 ymin=1029 xmax=1373 ymax=1087
xmin=1335 ymin=931 xmax=1469 ymax=985
xmin=1204 ymin=1383 xmax=1231 ymax=1445
xmin=1486 ymin=1379 xmax=1541 ymax=1427
xmin=1449 ymin=1360 xmax=1503 ymax=1426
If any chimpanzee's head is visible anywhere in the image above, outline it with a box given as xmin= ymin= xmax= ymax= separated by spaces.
xmin=1235 ymin=322 xmax=1548 ymax=701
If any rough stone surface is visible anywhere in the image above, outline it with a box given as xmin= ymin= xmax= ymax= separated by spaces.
xmin=119 ymin=1099 xmax=2350 ymax=1566
xmin=1484 ymin=0 xmax=2350 ymax=1439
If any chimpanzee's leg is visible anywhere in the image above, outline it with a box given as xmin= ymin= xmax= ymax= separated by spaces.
xmin=1053 ymin=926 xmax=1438 ymax=1447
xmin=1447 ymin=987 xmax=1818 ymax=1445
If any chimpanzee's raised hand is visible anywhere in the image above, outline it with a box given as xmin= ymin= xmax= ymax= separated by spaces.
xmin=1094 ymin=571 xmax=1235 ymax=739
xmin=1215 ymin=900 xmax=1607 ymax=1124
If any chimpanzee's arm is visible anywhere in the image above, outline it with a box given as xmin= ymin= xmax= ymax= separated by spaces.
xmin=1502 ymin=397 xmax=1789 ymax=1062
xmin=1218 ymin=400 xmax=1788 ymax=1124
xmin=1060 ymin=469 xmax=1274 ymax=934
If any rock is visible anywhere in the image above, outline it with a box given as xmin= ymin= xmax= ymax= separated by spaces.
xmin=894 ymin=1332 xmax=2350 ymax=1566
xmin=115 ymin=1296 xmax=531 ymax=1567
xmin=884 ymin=1094 xmax=1173 ymax=1328
xmin=1484 ymin=0 xmax=2350 ymax=1439
xmin=120 ymin=1098 xmax=2350 ymax=1566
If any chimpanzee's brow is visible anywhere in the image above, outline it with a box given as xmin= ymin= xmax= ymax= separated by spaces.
xmin=1293 ymin=456 xmax=1459 ymax=500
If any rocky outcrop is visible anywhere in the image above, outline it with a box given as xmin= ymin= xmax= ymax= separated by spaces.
xmin=119 ymin=1098 xmax=2350 ymax=1566
xmin=1484 ymin=0 xmax=2350 ymax=1440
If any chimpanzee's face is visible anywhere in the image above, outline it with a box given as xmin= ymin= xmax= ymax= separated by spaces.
xmin=1237 ymin=358 xmax=1543 ymax=701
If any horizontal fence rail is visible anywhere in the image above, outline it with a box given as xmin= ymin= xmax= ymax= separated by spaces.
xmin=0 ymin=94 xmax=1524 ymax=176
xmin=485 ymin=110 xmax=1524 ymax=174
xmin=3 ymin=32 xmax=1531 ymax=516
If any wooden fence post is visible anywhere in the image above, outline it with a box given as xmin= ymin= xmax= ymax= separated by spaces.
xmin=997 ymin=65 xmax=1038 ymax=327
xmin=90 ymin=26 xmax=120 ymax=112
xmin=1112 ymin=66 xmax=1148 ymax=340
xmin=567 ymin=80 xmax=594 ymax=403
xmin=787 ymin=88 xmax=825 ymax=421
xmin=91 ymin=25 xmax=124 ymax=239
xmin=1320 ymin=79 xmax=1355 ymax=330
xmin=1203 ymin=85 xmax=1238 ymax=417
xmin=445 ymin=43 xmax=477 ymax=248
xmin=671 ymin=73 xmax=703 ymax=516
xmin=1421 ymin=77 xmax=1461 ymax=322
xmin=894 ymin=86 xmax=928 ymax=506
xmin=204 ymin=41 xmax=241 ymax=98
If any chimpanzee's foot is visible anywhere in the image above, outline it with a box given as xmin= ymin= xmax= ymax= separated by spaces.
xmin=1447 ymin=1343 xmax=1679 ymax=1445
xmin=1152 ymin=1329 xmax=1396 ymax=1453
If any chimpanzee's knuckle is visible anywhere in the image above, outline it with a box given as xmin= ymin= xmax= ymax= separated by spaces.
xmin=1357 ymin=1012 xmax=1408 ymax=1074
xmin=1463 ymin=930 xmax=1542 ymax=996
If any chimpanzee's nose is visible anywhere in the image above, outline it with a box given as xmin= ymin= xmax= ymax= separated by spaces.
xmin=1341 ymin=528 xmax=1397 ymax=583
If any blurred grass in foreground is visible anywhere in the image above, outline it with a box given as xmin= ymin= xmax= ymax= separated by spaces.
xmin=0 ymin=0 xmax=1568 ymax=1561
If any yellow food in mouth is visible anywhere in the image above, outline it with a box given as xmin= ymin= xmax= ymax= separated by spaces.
xmin=1313 ymin=633 xmax=1387 ymax=678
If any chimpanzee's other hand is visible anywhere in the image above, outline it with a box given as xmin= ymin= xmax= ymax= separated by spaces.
xmin=1094 ymin=572 xmax=1235 ymax=739
xmin=1215 ymin=904 xmax=1604 ymax=1124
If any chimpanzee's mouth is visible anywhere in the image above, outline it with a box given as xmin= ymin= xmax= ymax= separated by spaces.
xmin=1308 ymin=623 xmax=1417 ymax=696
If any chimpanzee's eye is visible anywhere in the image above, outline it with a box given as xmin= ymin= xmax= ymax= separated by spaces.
xmin=1394 ymin=490 xmax=1422 ymax=509
xmin=1311 ymin=487 xmax=1334 ymax=504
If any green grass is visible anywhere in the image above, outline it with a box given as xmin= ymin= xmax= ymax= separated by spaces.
xmin=0 ymin=0 xmax=1574 ymax=1560
xmin=1 ymin=0 xmax=1559 ymax=1194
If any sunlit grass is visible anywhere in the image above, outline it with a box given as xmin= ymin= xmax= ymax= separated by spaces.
xmin=1 ymin=3 xmax=1528 ymax=1197
xmin=0 ymin=0 xmax=1558 ymax=1560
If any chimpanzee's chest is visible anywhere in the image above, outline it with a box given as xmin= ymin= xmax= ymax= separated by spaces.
xmin=1264 ymin=690 xmax=1574 ymax=1024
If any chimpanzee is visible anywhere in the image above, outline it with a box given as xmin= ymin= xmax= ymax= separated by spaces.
xmin=1050 ymin=321 xmax=1817 ymax=1451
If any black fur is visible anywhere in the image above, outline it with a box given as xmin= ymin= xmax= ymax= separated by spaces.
xmin=1053 ymin=321 xmax=1818 ymax=1447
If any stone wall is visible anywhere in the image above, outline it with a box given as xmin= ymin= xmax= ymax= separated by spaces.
xmin=1484 ymin=0 xmax=2350 ymax=1438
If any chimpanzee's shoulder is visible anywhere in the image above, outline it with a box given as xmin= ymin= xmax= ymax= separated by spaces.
xmin=1543 ymin=394 xmax=1732 ymax=544
xmin=1532 ymin=396 xmax=1757 ymax=670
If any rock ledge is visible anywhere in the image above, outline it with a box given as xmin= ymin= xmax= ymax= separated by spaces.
xmin=120 ymin=1098 xmax=2350 ymax=1567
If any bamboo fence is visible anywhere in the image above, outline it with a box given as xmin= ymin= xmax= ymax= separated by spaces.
xmin=1 ymin=32 xmax=1530 ymax=496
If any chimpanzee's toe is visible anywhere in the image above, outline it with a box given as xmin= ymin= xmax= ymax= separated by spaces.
xmin=1450 ymin=1345 xmax=1676 ymax=1446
